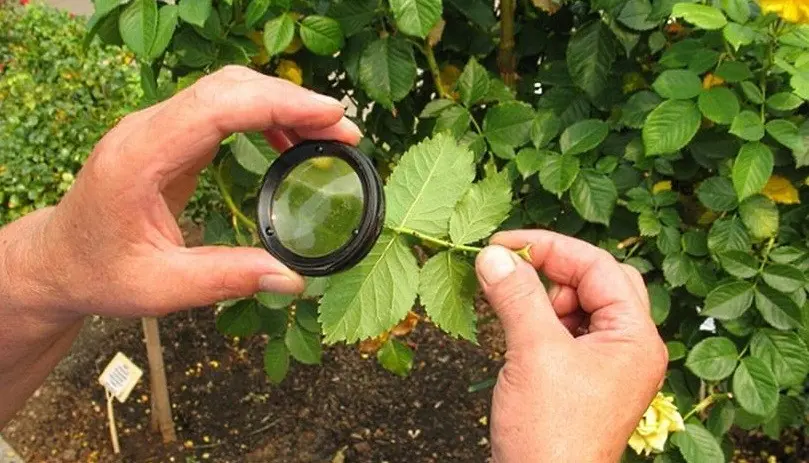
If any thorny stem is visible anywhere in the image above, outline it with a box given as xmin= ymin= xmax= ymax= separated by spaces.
xmin=214 ymin=164 xmax=258 ymax=233
xmin=498 ymin=0 xmax=518 ymax=88
xmin=682 ymin=393 xmax=733 ymax=421
xmin=388 ymin=226 xmax=483 ymax=253
xmin=421 ymin=42 xmax=452 ymax=100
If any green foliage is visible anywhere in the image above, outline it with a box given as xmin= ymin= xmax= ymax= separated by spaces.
xmin=91 ymin=0 xmax=809 ymax=457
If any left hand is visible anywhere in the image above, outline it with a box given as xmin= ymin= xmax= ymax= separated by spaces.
xmin=11 ymin=65 xmax=362 ymax=320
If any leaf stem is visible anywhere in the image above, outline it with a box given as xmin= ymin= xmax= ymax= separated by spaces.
xmin=758 ymin=237 xmax=776 ymax=273
xmin=421 ymin=42 xmax=452 ymax=100
xmin=682 ymin=392 xmax=733 ymax=421
xmin=213 ymin=164 xmax=258 ymax=233
xmin=467 ymin=107 xmax=484 ymax=135
xmin=388 ymin=226 xmax=482 ymax=253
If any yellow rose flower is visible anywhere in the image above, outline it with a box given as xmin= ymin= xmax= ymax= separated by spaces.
xmin=759 ymin=0 xmax=809 ymax=24
xmin=628 ymin=393 xmax=685 ymax=456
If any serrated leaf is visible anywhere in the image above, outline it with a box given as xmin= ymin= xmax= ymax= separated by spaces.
xmin=621 ymin=91 xmax=662 ymax=129
xmin=419 ymin=252 xmax=477 ymax=340
xmin=559 ymin=119 xmax=609 ymax=155
xmin=531 ymin=110 xmax=563 ymax=148
xmin=657 ymin=226 xmax=681 ymax=255
xmin=643 ymin=100 xmax=702 ymax=155
xmin=420 ymin=99 xmax=456 ymax=118
xmin=719 ymin=251 xmax=759 ymax=279
xmin=119 ymin=0 xmax=158 ymax=59
xmin=733 ymin=357 xmax=779 ymax=417
xmin=698 ymin=87 xmax=740 ymax=124
xmin=762 ymin=263 xmax=806 ymax=292
xmin=300 ymin=16 xmax=344 ymax=56
xmin=295 ymin=300 xmax=321 ymax=333
xmin=707 ymin=400 xmax=735 ymax=437
xmin=245 ymin=0 xmax=270 ymax=28
xmin=702 ymin=280 xmax=755 ymax=319
xmin=730 ymin=110 xmax=765 ymax=141
xmin=732 ymin=142 xmax=773 ymax=201
xmin=724 ymin=23 xmax=755 ymax=51
xmin=359 ymin=37 xmax=417 ymax=110
xmin=217 ymin=299 xmax=261 ymax=337
xmin=722 ymin=0 xmax=750 ymax=23
xmin=231 ymin=132 xmax=278 ymax=175
xmin=319 ymin=232 xmax=419 ymax=343
xmin=767 ymin=92 xmax=803 ymax=111
xmin=377 ymin=338 xmax=414 ymax=377
xmin=652 ymin=69 xmax=702 ymax=99
xmin=570 ymin=169 xmax=617 ymax=225
xmin=256 ymin=292 xmax=295 ymax=309
xmin=762 ymin=175 xmax=800 ymax=205
xmin=686 ymin=337 xmax=738 ymax=381
xmin=739 ymin=195 xmax=779 ymax=240
xmin=667 ymin=341 xmax=687 ymax=361
xmin=715 ymin=61 xmax=753 ymax=83
xmin=263 ymin=14 xmax=295 ymax=57
xmin=618 ymin=0 xmax=658 ymax=30
xmin=178 ymin=0 xmax=211 ymax=27
xmin=515 ymin=147 xmax=546 ymax=178
xmin=539 ymin=153 xmax=580 ymax=195
xmin=386 ymin=134 xmax=475 ymax=235
xmin=147 ymin=5 xmax=178 ymax=61
xmin=285 ymin=322 xmax=322 ymax=365
xmin=390 ymin=0 xmax=443 ymax=38
xmin=740 ymin=81 xmax=764 ymax=104
xmin=434 ymin=105 xmax=471 ymax=137
xmin=484 ymin=102 xmax=535 ymax=159
xmin=751 ymin=329 xmax=809 ymax=387
xmin=755 ymin=284 xmax=803 ymax=330
xmin=649 ymin=283 xmax=671 ymax=325
xmin=328 ymin=0 xmax=377 ymax=36
xmin=204 ymin=211 xmax=235 ymax=245
xmin=639 ymin=210 xmax=662 ymax=237
xmin=264 ymin=338 xmax=289 ymax=384
xmin=708 ymin=217 xmax=751 ymax=253
xmin=766 ymin=119 xmax=805 ymax=152
xmin=664 ymin=253 xmax=695 ymax=287
xmin=697 ymin=176 xmax=738 ymax=212
xmin=458 ymin=58 xmax=490 ymax=107
xmin=671 ymin=423 xmax=724 ymax=463
xmin=671 ymin=3 xmax=727 ymax=30
xmin=566 ymin=21 xmax=616 ymax=99
xmin=449 ymin=171 xmax=513 ymax=245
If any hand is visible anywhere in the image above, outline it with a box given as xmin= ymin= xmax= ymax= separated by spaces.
xmin=476 ymin=231 xmax=668 ymax=462
xmin=10 ymin=65 xmax=363 ymax=319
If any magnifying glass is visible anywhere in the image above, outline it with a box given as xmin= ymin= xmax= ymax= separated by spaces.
xmin=257 ymin=141 xmax=385 ymax=277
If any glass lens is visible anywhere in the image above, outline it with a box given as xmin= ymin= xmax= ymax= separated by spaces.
xmin=270 ymin=156 xmax=364 ymax=258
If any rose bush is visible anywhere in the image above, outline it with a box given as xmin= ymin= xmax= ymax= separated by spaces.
xmin=80 ymin=0 xmax=809 ymax=460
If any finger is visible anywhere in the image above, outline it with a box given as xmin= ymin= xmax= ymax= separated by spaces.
xmin=560 ymin=312 xmax=587 ymax=335
xmin=548 ymin=284 xmax=578 ymax=318
xmin=620 ymin=264 xmax=650 ymax=310
xmin=476 ymin=245 xmax=570 ymax=351
xmin=264 ymin=129 xmax=294 ymax=153
xmin=292 ymin=117 xmax=363 ymax=145
xmin=147 ymin=246 xmax=304 ymax=312
xmin=491 ymin=230 xmax=648 ymax=335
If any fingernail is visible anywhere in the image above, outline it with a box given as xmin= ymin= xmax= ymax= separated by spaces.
xmin=310 ymin=93 xmax=345 ymax=108
xmin=478 ymin=246 xmax=519 ymax=285
xmin=341 ymin=117 xmax=364 ymax=139
xmin=258 ymin=274 xmax=302 ymax=294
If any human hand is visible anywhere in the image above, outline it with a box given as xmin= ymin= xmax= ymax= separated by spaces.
xmin=11 ymin=65 xmax=362 ymax=320
xmin=476 ymin=231 xmax=668 ymax=462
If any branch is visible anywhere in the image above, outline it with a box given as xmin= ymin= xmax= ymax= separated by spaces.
xmin=388 ymin=226 xmax=482 ymax=253
xmin=421 ymin=42 xmax=452 ymax=100
xmin=498 ymin=0 xmax=518 ymax=88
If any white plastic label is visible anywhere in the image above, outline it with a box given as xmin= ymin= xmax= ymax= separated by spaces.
xmin=98 ymin=352 xmax=143 ymax=403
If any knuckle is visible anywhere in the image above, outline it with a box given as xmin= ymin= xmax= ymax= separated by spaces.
xmin=493 ymin=277 xmax=539 ymax=313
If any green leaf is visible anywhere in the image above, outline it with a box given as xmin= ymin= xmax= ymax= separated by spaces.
xmin=621 ymin=91 xmax=662 ymax=129
xmin=739 ymin=195 xmax=779 ymax=240
xmin=204 ymin=211 xmax=235 ymax=245
xmin=657 ymin=226 xmax=682 ymax=255
xmin=420 ymin=99 xmax=456 ymax=118
xmin=643 ymin=100 xmax=702 ymax=155
xmin=639 ymin=210 xmax=662 ymax=237
xmin=300 ymin=16 xmax=345 ymax=56
xmin=686 ymin=337 xmax=738 ymax=381
xmin=698 ymin=87 xmax=740 ymax=124
xmin=719 ymin=251 xmax=759 ymax=279
xmin=724 ymin=23 xmax=755 ymax=51
xmin=767 ymin=92 xmax=803 ymax=111
xmin=458 ymin=58 xmax=490 ymax=107
xmin=450 ymin=171 xmax=513 ymax=245
xmin=618 ymin=0 xmax=658 ymax=31
xmin=702 ymin=280 xmax=755 ymax=320
xmin=386 ymin=134 xmax=475 ymax=235
xmin=256 ymin=292 xmax=295 ymax=309
xmin=539 ymin=153 xmax=580 ymax=195
xmin=652 ymin=69 xmax=702 ymax=99
xmin=671 ymin=423 xmax=725 ymax=463
xmin=697 ymin=176 xmax=738 ymax=212
xmin=649 ymin=283 xmax=671 ymax=325
xmin=515 ymin=148 xmax=545 ymax=178
xmin=751 ymin=329 xmax=809 ymax=387
xmin=231 ymin=132 xmax=278 ymax=175
xmin=730 ymin=110 xmax=765 ymax=141
xmin=245 ymin=0 xmax=270 ymax=28
xmin=258 ymin=309 xmax=287 ymax=338
xmin=732 ymin=142 xmax=773 ymax=201
xmin=263 ymin=338 xmax=289 ymax=384
xmin=708 ymin=217 xmax=751 ymax=253
xmin=359 ymin=37 xmax=417 ymax=110
xmin=328 ymin=0 xmax=377 ymax=36
xmin=667 ymin=341 xmax=687 ymax=361
xmin=531 ymin=111 xmax=563 ymax=148
xmin=146 ymin=5 xmax=178 ymax=61
xmin=216 ymin=299 xmax=261 ymax=337
xmin=671 ymin=3 xmax=728 ymax=30
xmin=434 ymin=106 xmax=471 ymax=137
xmin=263 ymin=14 xmax=296 ymax=57
xmin=766 ymin=119 xmax=805 ymax=152
xmin=419 ymin=252 xmax=478 ymax=340
xmin=174 ymin=28 xmax=216 ymax=67
xmin=119 ymin=0 xmax=158 ymax=59
xmin=664 ymin=253 xmax=695 ymax=287
xmin=722 ymin=0 xmax=750 ymax=23
xmin=377 ymin=338 xmax=414 ymax=377
xmin=285 ymin=322 xmax=322 ymax=365
xmin=733 ymin=357 xmax=779 ymax=417
xmin=755 ymin=284 xmax=803 ymax=330
xmin=570 ymin=169 xmax=617 ymax=225
xmin=178 ymin=0 xmax=211 ymax=27
xmin=319 ymin=232 xmax=420 ymax=343
xmin=483 ymin=102 xmax=535 ymax=159
xmin=707 ymin=401 xmax=736 ymax=437
xmin=740 ymin=81 xmax=764 ymax=104
xmin=566 ymin=21 xmax=616 ymax=99
xmin=389 ymin=0 xmax=442 ymax=38
xmin=762 ymin=263 xmax=807 ymax=293
xmin=715 ymin=61 xmax=753 ymax=82
xmin=559 ymin=119 xmax=609 ymax=155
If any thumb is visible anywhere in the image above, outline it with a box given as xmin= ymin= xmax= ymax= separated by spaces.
xmin=476 ymin=246 xmax=569 ymax=351
xmin=152 ymin=246 xmax=304 ymax=312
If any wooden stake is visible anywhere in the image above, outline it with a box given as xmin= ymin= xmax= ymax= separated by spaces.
xmin=142 ymin=317 xmax=177 ymax=443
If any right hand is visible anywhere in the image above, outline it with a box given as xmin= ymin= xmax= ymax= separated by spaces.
xmin=476 ymin=230 xmax=668 ymax=462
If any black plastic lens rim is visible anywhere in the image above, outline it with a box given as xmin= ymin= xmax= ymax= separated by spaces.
xmin=257 ymin=140 xmax=385 ymax=277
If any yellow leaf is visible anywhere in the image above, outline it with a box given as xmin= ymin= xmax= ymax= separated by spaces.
xmin=653 ymin=181 xmax=672 ymax=194
xmin=285 ymin=36 xmax=303 ymax=54
xmin=530 ymin=0 xmax=561 ymax=14
xmin=763 ymin=175 xmax=801 ymax=205
xmin=702 ymin=73 xmax=725 ymax=89
xmin=390 ymin=311 xmax=420 ymax=337
xmin=276 ymin=59 xmax=303 ymax=86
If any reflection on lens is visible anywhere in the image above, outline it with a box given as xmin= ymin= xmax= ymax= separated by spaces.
xmin=270 ymin=156 xmax=364 ymax=258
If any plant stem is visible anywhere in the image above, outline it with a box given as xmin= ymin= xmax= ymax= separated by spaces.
xmin=467 ymin=108 xmax=484 ymax=134
xmin=682 ymin=393 xmax=733 ymax=421
xmin=388 ymin=225 xmax=483 ymax=253
xmin=213 ymin=165 xmax=258 ymax=233
xmin=758 ymin=237 xmax=776 ymax=273
xmin=421 ymin=42 xmax=452 ymax=100
xmin=498 ymin=0 xmax=518 ymax=88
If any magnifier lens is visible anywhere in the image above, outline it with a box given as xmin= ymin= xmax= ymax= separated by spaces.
xmin=270 ymin=156 xmax=364 ymax=258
